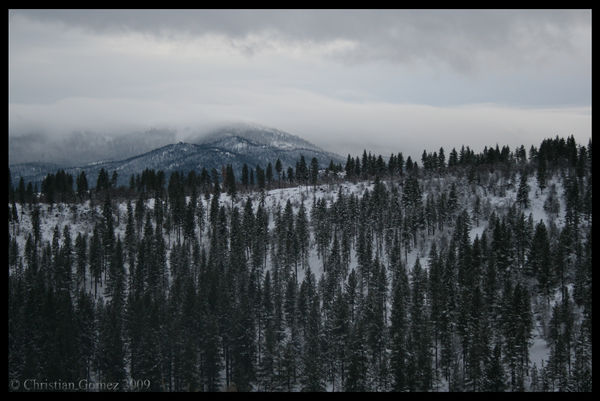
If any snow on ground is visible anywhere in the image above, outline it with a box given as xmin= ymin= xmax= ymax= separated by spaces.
xmin=526 ymin=175 xmax=565 ymax=229
xmin=529 ymin=335 xmax=549 ymax=370
xmin=11 ymin=175 xmax=564 ymax=285
xmin=469 ymin=223 xmax=486 ymax=241
xmin=10 ymin=172 xmax=572 ymax=371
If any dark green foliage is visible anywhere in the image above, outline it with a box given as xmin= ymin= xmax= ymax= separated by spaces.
xmin=528 ymin=221 xmax=553 ymax=298
xmin=266 ymin=162 xmax=273 ymax=187
xmin=483 ymin=342 xmax=506 ymax=391
xmin=256 ymin=164 xmax=266 ymax=190
xmin=225 ymin=164 xmax=237 ymax=200
xmin=8 ymin=134 xmax=591 ymax=392
xmin=517 ymin=172 xmax=530 ymax=209
xmin=310 ymin=157 xmax=319 ymax=186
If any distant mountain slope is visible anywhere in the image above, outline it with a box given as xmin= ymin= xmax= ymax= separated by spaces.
xmin=195 ymin=122 xmax=325 ymax=151
xmin=10 ymin=124 xmax=344 ymax=188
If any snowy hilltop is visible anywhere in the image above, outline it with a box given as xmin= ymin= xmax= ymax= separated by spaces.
xmin=9 ymin=123 xmax=344 ymax=190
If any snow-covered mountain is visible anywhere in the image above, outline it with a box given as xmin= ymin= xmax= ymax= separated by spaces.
xmin=8 ymin=133 xmax=592 ymax=392
xmin=9 ymin=124 xmax=344 ymax=188
xmin=194 ymin=122 xmax=326 ymax=151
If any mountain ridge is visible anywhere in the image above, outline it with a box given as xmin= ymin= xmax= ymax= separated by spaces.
xmin=10 ymin=124 xmax=344 ymax=188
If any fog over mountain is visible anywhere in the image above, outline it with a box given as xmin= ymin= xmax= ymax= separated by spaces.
xmin=8 ymin=122 xmax=341 ymax=166
xmin=9 ymin=128 xmax=178 ymax=166
xmin=9 ymin=122 xmax=344 ymax=188
xmin=9 ymin=10 xmax=591 ymax=163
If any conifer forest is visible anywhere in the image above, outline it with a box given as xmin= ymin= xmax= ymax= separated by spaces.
xmin=8 ymin=135 xmax=592 ymax=392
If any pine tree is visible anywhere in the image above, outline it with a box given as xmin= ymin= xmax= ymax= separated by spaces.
xmin=528 ymin=220 xmax=553 ymax=299
xmin=345 ymin=317 xmax=369 ymax=391
xmin=231 ymin=285 xmax=256 ymax=391
xmin=310 ymin=157 xmax=319 ymax=187
xmin=301 ymin=287 xmax=324 ymax=391
xmin=256 ymin=165 xmax=266 ymax=190
xmin=408 ymin=258 xmax=432 ymax=391
xmin=266 ymin=162 xmax=273 ymax=189
xmin=241 ymin=163 xmax=249 ymax=188
xmin=465 ymin=284 xmax=487 ymax=391
xmin=58 ymin=225 xmax=73 ymax=294
xmin=547 ymin=289 xmax=575 ymax=391
xmin=89 ymin=225 xmax=103 ymax=298
xmin=183 ymin=191 xmax=197 ymax=245
xmin=569 ymin=326 xmax=592 ymax=392
xmin=517 ymin=171 xmax=530 ymax=209
xmin=31 ymin=205 xmax=41 ymax=246
xmin=390 ymin=258 xmax=409 ymax=391
xmin=97 ymin=238 xmax=126 ymax=389
xmin=134 ymin=192 xmax=145 ymax=238
xmin=297 ymin=155 xmax=308 ymax=183
xmin=225 ymin=164 xmax=237 ymax=205
xmin=75 ymin=289 xmax=96 ymax=384
xmin=124 ymin=201 xmax=136 ymax=270
xmin=536 ymin=155 xmax=547 ymax=192
xmin=296 ymin=202 xmax=310 ymax=273
xmin=257 ymin=271 xmax=277 ymax=390
xmin=329 ymin=288 xmax=350 ymax=391
xmin=427 ymin=242 xmax=444 ymax=380
xmin=483 ymin=342 xmax=506 ymax=391
xmin=438 ymin=147 xmax=446 ymax=171
xmin=275 ymin=158 xmax=283 ymax=187
xmin=102 ymin=195 xmax=116 ymax=288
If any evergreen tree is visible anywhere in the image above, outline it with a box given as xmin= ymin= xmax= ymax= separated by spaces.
xmin=96 ymin=168 xmax=110 ymax=192
xmin=296 ymin=202 xmax=310 ymax=273
xmin=225 ymin=164 xmax=237 ymax=204
xmin=528 ymin=221 xmax=553 ymax=299
xmin=297 ymin=155 xmax=308 ymax=183
xmin=569 ymin=326 xmax=592 ymax=392
xmin=330 ymin=288 xmax=350 ymax=390
xmin=275 ymin=158 xmax=283 ymax=187
xmin=345 ymin=318 xmax=369 ymax=391
xmin=547 ymin=290 xmax=575 ymax=391
xmin=89 ymin=225 xmax=103 ymax=298
xmin=97 ymin=238 xmax=126 ymax=389
xmin=75 ymin=289 xmax=96 ymax=385
xmin=483 ymin=342 xmax=506 ymax=391
xmin=390 ymin=258 xmax=409 ymax=391
xmin=408 ymin=258 xmax=432 ymax=391
xmin=310 ymin=157 xmax=319 ymax=187
xmin=301 ymin=282 xmax=324 ymax=391
xmin=241 ymin=163 xmax=249 ymax=188
xmin=75 ymin=232 xmax=87 ymax=292
xmin=517 ymin=171 xmax=530 ymax=209
xmin=266 ymin=162 xmax=273 ymax=188
xmin=257 ymin=271 xmax=277 ymax=390
xmin=256 ymin=165 xmax=266 ymax=190
xmin=31 ymin=205 xmax=41 ymax=246
xmin=537 ymin=155 xmax=547 ymax=192
xmin=57 ymin=225 xmax=73 ymax=294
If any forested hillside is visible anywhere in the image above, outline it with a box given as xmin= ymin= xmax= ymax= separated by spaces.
xmin=8 ymin=135 xmax=592 ymax=392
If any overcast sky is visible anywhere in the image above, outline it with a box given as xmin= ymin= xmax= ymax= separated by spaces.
xmin=9 ymin=9 xmax=591 ymax=159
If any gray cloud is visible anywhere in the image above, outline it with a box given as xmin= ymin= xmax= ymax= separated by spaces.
xmin=9 ymin=86 xmax=592 ymax=162
xmin=11 ymin=9 xmax=590 ymax=73
xmin=8 ymin=9 xmax=591 ymax=162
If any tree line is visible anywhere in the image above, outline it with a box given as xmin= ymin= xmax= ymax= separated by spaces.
xmin=8 ymin=135 xmax=592 ymax=392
